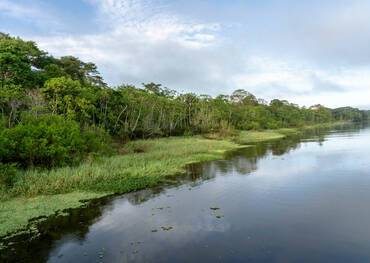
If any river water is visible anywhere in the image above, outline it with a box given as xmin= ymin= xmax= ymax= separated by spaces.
xmin=3 ymin=124 xmax=370 ymax=262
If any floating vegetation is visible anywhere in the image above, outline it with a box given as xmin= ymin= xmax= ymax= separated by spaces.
xmin=152 ymin=206 xmax=171 ymax=211
xmin=161 ymin=226 xmax=173 ymax=231
xmin=210 ymin=206 xmax=223 ymax=218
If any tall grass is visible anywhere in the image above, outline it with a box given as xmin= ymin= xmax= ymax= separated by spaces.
xmin=1 ymin=137 xmax=241 ymax=200
xmin=0 ymin=137 xmax=243 ymax=237
xmin=234 ymin=130 xmax=286 ymax=144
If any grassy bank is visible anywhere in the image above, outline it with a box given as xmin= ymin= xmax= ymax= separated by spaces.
xmin=0 ymin=137 xmax=244 ymax=237
xmin=0 ymin=122 xmax=347 ymax=239
xmin=234 ymin=130 xmax=286 ymax=144
xmin=0 ymin=192 xmax=106 ymax=240
xmin=234 ymin=121 xmax=350 ymax=145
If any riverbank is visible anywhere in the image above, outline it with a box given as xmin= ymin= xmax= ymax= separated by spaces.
xmin=0 ymin=122 xmax=347 ymax=239
xmin=0 ymin=137 xmax=244 ymax=238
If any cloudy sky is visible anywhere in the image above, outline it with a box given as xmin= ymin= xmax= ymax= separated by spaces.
xmin=1 ymin=0 xmax=370 ymax=108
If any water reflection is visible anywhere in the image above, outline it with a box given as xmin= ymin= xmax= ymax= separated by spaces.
xmin=1 ymin=123 xmax=368 ymax=263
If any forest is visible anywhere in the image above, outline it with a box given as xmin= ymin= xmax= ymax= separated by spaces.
xmin=0 ymin=33 xmax=368 ymax=172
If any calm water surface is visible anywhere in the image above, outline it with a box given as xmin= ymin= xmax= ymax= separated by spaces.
xmin=3 ymin=124 xmax=370 ymax=262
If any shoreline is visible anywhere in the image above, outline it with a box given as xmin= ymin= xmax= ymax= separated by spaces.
xmin=0 ymin=121 xmax=349 ymax=241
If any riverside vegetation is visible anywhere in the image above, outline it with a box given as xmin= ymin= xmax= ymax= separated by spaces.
xmin=0 ymin=33 xmax=369 ymax=238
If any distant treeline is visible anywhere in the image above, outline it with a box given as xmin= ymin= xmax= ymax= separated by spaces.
xmin=0 ymin=33 xmax=368 ymax=169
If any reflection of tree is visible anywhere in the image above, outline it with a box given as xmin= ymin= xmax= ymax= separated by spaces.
xmin=231 ymin=156 xmax=258 ymax=175
xmin=3 ymin=124 xmax=357 ymax=261
xmin=269 ymin=137 xmax=301 ymax=156
xmin=126 ymin=187 xmax=163 ymax=205
xmin=1 ymin=196 xmax=112 ymax=262
xmin=3 ymin=186 xmax=175 ymax=261
xmin=184 ymin=137 xmax=303 ymax=178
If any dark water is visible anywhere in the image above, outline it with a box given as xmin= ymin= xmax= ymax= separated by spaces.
xmin=3 ymin=124 xmax=370 ymax=263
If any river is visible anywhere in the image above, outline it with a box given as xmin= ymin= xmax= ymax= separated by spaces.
xmin=3 ymin=124 xmax=370 ymax=262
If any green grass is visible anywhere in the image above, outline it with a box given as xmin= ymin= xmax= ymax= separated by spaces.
xmin=0 ymin=137 xmax=243 ymax=238
xmin=301 ymin=121 xmax=349 ymax=130
xmin=2 ymin=137 xmax=242 ymax=199
xmin=0 ymin=123 xmax=346 ymax=238
xmin=233 ymin=121 xmax=350 ymax=145
xmin=275 ymin=128 xmax=301 ymax=136
xmin=234 ymin=130 xmax=287 ymax=144
xmin=0 ymin=192 xmax=106 ymax=238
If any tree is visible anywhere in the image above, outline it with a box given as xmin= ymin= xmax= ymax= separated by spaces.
xmin=0 ymin=33 xmax=44 ymax=90
xmin=41 ymin=77 xmax=95 ymax=123
xmin=57 ymin=56 xmax=105 ymax=86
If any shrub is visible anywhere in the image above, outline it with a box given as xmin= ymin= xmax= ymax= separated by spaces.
xmin=0 ymin=115 xmax=111 ymax=168
xmin=80 ymin=126 xmax=113 ymax=155
xmin=0 ymin=163 xmax=17 ymax=187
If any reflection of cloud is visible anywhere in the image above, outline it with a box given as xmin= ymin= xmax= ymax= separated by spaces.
xmin=89 ymin=187 xmax=231 ymax=251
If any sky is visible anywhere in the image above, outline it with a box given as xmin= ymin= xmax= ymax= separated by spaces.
xmin=1 ymin=0 xmax=370 ymax=109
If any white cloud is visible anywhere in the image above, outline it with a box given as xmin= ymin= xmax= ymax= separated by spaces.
xmin=0 ymin=0 xmax=62 ymax=33
xmin=0 ymin=0 xmax=42 ymax=19
xmin=230 ymin=57 xmax=370 ymax=108
xmin=84 ymin=0 xmax=220 ymax=48
xmin=258 ymin=0 xmax=370 ymax=66
xmin=35 ymin=0 xmax=228 ymax=93
xmin=21 ymin=0 xmax=370 ymax=109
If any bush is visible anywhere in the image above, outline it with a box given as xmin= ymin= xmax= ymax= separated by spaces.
xmin=0 ymin=163 xmax=17 ymax=187
xmin=183 ymin=130 xmax=193 ymax=137
xmin=0 ymin=115 xmax=111 ymax=168
xmin=81 ymin=126 xmax=113 ymax=155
